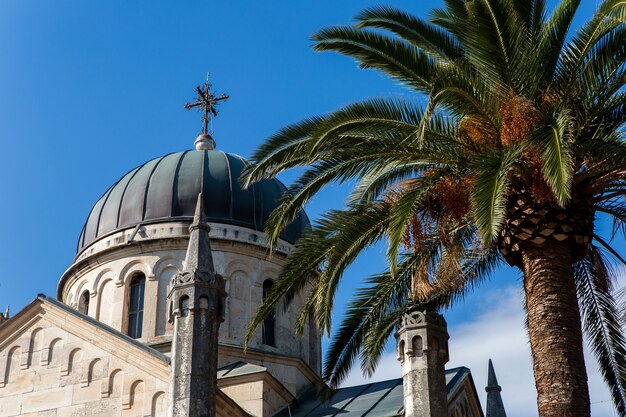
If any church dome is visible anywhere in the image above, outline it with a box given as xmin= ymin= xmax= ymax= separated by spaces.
xmin=76 ymin=149 xmax=309 ymax=255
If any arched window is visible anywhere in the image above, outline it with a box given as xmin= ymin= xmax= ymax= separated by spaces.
xmin=127 ymin=273 xmax=145 ymax=339
xmin=180 ymin=296 xmax=190 ymax=317
xmin=78 ymin=291 xmax=90 ymax=315
xmin=262 ymin=280 xmax=275 ymax=347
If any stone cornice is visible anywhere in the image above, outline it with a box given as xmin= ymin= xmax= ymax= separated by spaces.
xmin=58 ymin=221 xmax=290 ymax=300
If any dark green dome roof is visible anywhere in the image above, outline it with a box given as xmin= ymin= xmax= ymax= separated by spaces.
xmin=77 ymin=150 xmax=309 ymax=254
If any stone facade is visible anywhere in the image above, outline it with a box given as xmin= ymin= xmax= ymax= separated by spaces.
xmin=0 ymin=297 xmax=170 ymax=417
xmin=0 ymin=212 xmax=492 ymax=417
xmin=0 ymin=296 xmax=253 ymax=417
xmin=59 ymin=221 xmax=321 ymax=379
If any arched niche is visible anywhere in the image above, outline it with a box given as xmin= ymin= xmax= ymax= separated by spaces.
xmin=96 ymin=278 xmax=115 ymax=326
xmin=123 ymin=379 xmax=145 ymax=413
xmin=73 ymin=279 xmax=91 ymax=309
xmin=42 ymin=337 xmax=63 ymax=367
xmin=91 ymin=267 xmax=115 ymax=295
xmin=25 ymin=328 xmax=43 ymax=368
xmin=151 ymin=391 xmax=166 ymax=416
xmin=102 ymin=368 xmax=123 ymax=398
xmin=155 ymin=263 xmax=180 ymax=336
xmin=226 ymin=269 xmax=250 ymax=343
xmin=1 ymin=345 xmax=22 ymax=387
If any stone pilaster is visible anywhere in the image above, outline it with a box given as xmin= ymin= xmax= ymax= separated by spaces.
xmin=168 ymin=194 xmax=226 ymax=417
xmin=396 ymin=307 xmax=449 ymax=417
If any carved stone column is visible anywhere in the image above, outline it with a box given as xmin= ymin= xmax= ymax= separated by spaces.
xmin=396 ymin=307 xmax=449 ymax=417
xmin=168 ymin=194 xmax=226 ymax=417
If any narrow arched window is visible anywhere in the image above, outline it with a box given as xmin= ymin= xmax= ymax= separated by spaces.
xmin=78 ymin=291 xmax=90 ymax=315
xmin=262 ymin=280 xmax=275 ymax=347
xmin=127 ymin=273 xmax=145 ymax=339
xmin=180 ymin=296 xmax=189 ymax=317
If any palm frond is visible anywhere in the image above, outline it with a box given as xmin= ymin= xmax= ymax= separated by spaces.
xmin=354 ymin=6 xmax=463 ymax=61
xmin=557 ymin=0 xmax=626 ymax=89
xmin=574 ymin=246 xmax=626 ymax=415
xmin=322 ymin=254 xmax=415 ymax=387
xmin=470 ymin=145 xmax=523 ymax=241
xmin=528 ymin=109 xmax=574 ymax=206
xmin=312 ymin=26 xmax=438 ymax=92
xmin=536 ymin=0 xmax=581 ymax=85
xmin=385 ymin=175 xmax=446 ymax=270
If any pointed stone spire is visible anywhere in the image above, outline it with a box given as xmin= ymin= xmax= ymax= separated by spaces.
xmin=184 ymin=193 xmax=215 ymax=274
xmin=485 ymin=359 xmax=507 ymax=417
xmin=168 ymin=194 xmax=227 ymax=417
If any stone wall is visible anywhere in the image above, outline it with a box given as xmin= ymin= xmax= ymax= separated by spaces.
xmin=0 ymin=300 xmax=169 ymax=417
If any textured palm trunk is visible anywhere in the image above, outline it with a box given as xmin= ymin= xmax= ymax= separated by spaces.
xmin=520 ymin=242 xmax=590 ymax=417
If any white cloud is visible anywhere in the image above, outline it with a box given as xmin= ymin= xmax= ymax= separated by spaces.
xmin=342 ymin=285 xmax=622 ymax=417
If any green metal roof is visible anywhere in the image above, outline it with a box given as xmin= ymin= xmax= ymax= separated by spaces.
xmin=284 ymin=368 xmax=471 ymax=417
xmin=77 ymin=150 xmax=310 ymax=254
xmin=217 ymin=361 xmax=267 ymax=379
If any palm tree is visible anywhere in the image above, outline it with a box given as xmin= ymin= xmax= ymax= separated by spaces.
xmin=242 ymin=1 xmax=626 ymax=416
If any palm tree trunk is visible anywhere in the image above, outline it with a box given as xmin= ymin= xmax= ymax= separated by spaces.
xmin=520 ymin=242 xmax=590 ymax=417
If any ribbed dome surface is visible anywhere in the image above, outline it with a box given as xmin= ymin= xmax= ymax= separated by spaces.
xmin=77 ymin=150 xmax=309 ymax=254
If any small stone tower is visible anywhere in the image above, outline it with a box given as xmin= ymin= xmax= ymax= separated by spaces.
xmin=485 ymin=359 xmax=507 ymax=417
xmin=168 ymin=193 xmax=227 ymax=417
xmin=396 ymin=307 xmax=449 ymax=417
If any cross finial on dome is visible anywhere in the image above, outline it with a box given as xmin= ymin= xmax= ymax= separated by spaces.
xmin=184 ymin=74 xmax=229 ymax=150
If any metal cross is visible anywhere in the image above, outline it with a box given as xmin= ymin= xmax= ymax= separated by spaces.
xmin=184 ymin=76 xmax=229 ymax=135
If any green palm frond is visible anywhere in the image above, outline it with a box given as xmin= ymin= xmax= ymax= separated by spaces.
xmin=557 ymin=0 xmax=626 ymax=90
xmin=430 ymin=0 xmax=471 ymax=40
xmin=596 ymin=199 xmax=626 ymax=241
xmin=312 ymin=26 xmax=438 ymax=92
xmin=354 ymin=6 xmax=463 ymax=61
xmin=242 ymin=116 xmax=327 ymax=186
xmin=385 ymin=175 xmax=445 ymax=270
xmin=346 ymin=162 xmax=435 ymax=206
xmin=536 ymin=0 xmax=581 ymax=85
xmin=574 ymin=246 xmax=626 ymax=414
xmin=529 ymin=109 xmax=574 ymax=206
xmin=470 ymin=145 xmax=523 ymax=241
xmin=322 ymin=255 xmax=415 ymax=387
xmin=577 ymin=26 xmax=626 ymax=103
xmin=462 ymin=0 xmax=519 ymax=87
xmin=244 ymin=200 xmax=397 ymax=345
xmin=324 ymin=227 xmax=500 ymax=388
xmin=512 ymin=0 xmax=546 ymax=34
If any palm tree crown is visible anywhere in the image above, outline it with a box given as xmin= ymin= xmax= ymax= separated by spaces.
xmin=242 ymin=1 xmax=626 ymax=416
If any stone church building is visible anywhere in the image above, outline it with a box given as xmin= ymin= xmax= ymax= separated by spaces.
xmin=0 ymin=93 xmax=507 ymax=416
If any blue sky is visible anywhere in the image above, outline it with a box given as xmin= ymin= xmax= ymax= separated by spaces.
xmin=0 ymin=1 xmax=619 ymax=416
